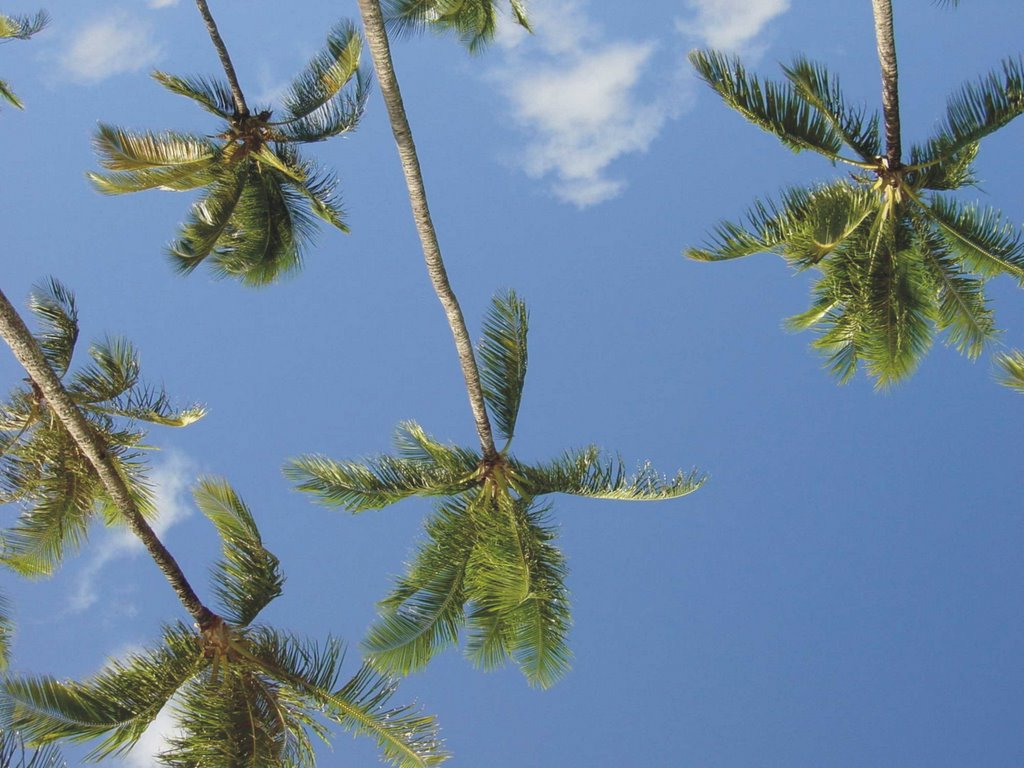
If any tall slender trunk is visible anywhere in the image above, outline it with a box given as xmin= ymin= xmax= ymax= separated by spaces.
xmin=871 ymin=0 xmax=901 ymax=168
xmin=194 ymin=0 xmax=248 ymax=117
xmin=356 ymin=0 xmax=499 ymax=462
xmin=0 ymin=288 xmax=218 ymax=630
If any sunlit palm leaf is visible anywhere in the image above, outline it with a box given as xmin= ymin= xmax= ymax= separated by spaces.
xmin=478 ymin=290 xmax=528 ymax=443
xmin=167 ymin=166 xmax=246 ymax=275
xmin=907 ymin=140 xmax=977 ymax=191
xmin=383 ymin=0 xmax=530 ymax=51
xmin=0 ymin=79 xmax=20 ymax=109
xmin=996 ymin=350 xmax=1024 ymax=392
xmin=0 ymin=592 xmax=12 ymax=670
xmin=91 ymin=125 xmax=217 ymax=172
xmin=152 ymin=71 xmax=235 ymax=119
xmin=0 ymin=11 xmax=48 ymax=40
xmin=925 ymin=195 xmax=1024 ymax=281
xmin=194 ymin=478 xmax=283 ymax=627
xmin=282 ymin=22 xmax=363 ymax=123
xmin=27 ymin=279 xmax=78 ymax=379
xmin=275 ymin=146 xmax=348 ymax=230
xmin=0 ymin=732 xmax=65 ymax=768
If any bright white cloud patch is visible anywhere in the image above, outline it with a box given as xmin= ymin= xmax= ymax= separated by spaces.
xmin=62 ymin=12 xmax=162 ymax=83
xmin=67 ymin=452 xmax=196 ymax=615
xmin=120 ymin=702 xmax=183 ymax=767
xmin=678 ymin=0 xmax=790 ymax=53
xmin=148 ymin=0 xmax=180 ymax=8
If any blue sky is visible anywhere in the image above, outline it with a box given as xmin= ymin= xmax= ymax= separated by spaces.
xmin=2 ymin=0 xmax=1023 ymax=765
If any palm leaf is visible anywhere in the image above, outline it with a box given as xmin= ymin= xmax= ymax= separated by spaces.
xmin=0 ymin=79 xmax=21 ymax=109
xmin=996 ymin=350 xmax=1024 ymax=392
xmin=689 ymin=49 xmax=863 ymax=164
xmin=27 ymin=278 xmax=79 ymax=379
xmin=0 ymin=12 xmax=48 ymax=40
xmin=515 ymin=446 xmax=704 ymax=500
xmin=0 ymin=732 xmax=65 ymax=768
xmin=478 ymin=290 xmax=528 ymax=444
xmin=275 ymin=146 xmax=347 ymax=231
xmin=91 ymin=125 xmax=217 ymax=171
xmin=782 ymin=56 xmax=881 ymax=161
xmin=924 ymin=194 xmax=1024 ymax=281
xmin=167 ymin=166 xmax=247 ymax=275
xmin=194 ymin=478 xmax=283 ymax=627
xmin=383 ymin=0 xmax=524 ymax=51
xmin=281 ymin=21 xmax=363 ymax=124
xmin=907 ymin=139 xmax=977 ymax=191
xmin=152 ymin=71 xmax=236 ymax=119
xmin=0 ymin=592 xmax=12 ymax=671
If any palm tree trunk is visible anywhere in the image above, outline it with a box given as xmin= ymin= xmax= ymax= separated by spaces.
xmin=871 ymin=0 xmax=901 ymax=168
xmin=0 ymin=287 xmax=218 ymax=630
xmin=194 ymin=0 xmax=248 ymax=117
xmin=356 ymin=0 xmax=499 ymax=462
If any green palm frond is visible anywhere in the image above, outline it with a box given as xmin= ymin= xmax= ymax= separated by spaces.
xmin=0 ymin=732 xmax=65 ymax=768
xmin=246 ymin=629 xmax=448 ymax=768
xmin=995 ymin=350 xmax=1024 ymax=392
xmin=478 ymin=290 xmax=528 ymax=444
xmin=516 ymin=446 xmax=705 ymax=501
xmin=0 ymin=79 xmax=20 ymax=110
xmin=152 ymin=71 xmax=236 ymax=119
xmin=27 ymin=278 xmax=78 ymax=379
xmin=0 ymin=11 xmax=48 ymax=40
xmin=194 ymin=478 xmax=283 ymax=627
xmin=924 ymin=194 xmax=1024 ymax=282
xmin=927 ymin=55 xmax=1024 ymax=163
xmin=907 ymin=139 xmax=977 ymax=191
xmin=0 ymin=622 xmax=202 ymax=760
xmin=0 ymin=592 xmax=12 ymax=670
xmin=383 ymin=0 xmax=530 ymax=52
xmin=275 ymin=144 xmax=347 ymax=230
xmin=782 ymin=56 xmax=881 ymax=161
xmin=689 ymin=49 xmax=866 ymax=164
xmin=393 ymin=421 xmax=481 ymax=470
xmin=465 ymin=493 xmax=532 ymax=617
xmin=88 ymin=126 xmax=218 ymax=194
xmin=281 ymin=21 xmax=364 ymax=125
xmin=687 ymin=189 xmax=811 ymax=262
xmin=364 ymin=499 xmax=473 ymax=676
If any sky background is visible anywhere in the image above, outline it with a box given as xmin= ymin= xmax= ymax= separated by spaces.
xmin=1 ymin=0 xmax=1023 ymax=766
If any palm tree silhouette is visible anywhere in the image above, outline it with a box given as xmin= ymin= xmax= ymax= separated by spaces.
xmin=89 ymin=4 xmax=368 ymax=285
xmin=687 ymin=0 xmax=1024 ymax=385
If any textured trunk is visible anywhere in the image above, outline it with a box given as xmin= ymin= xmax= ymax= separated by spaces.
xmin=194 ymin=0 xmax=248 ymax=117
xmin=356 ymin=0 xmax=499 ymax=462
xmin=871 ymin=0 xmax=901 ymax=168
xmin=0 ymin=287 xmax=218 ymax=630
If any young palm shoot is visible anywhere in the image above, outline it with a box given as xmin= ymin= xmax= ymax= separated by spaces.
xmin=687 ymin=7 xmax=1024 ymax=386
xmin=0 ymin=279 xmax=204 ymax=577
xmin=89 ymin=13 xmax=368 ymax=285
xmin=382 ymin=0 xmax=530 ymax=52
xmin=0 ymin=10 xmax=47 ymax=109
xmin=1 ymin=478 xmax=446 ymax=768
xmin=288 ymin=292 xmax=704 ymax=688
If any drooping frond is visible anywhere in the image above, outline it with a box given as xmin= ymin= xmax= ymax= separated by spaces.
xmin=382 ymin=0 xmax=530 ymax=52
xmin=927 ymin=56 xmax=1024 ymax=163
xmin=167 ymin=166 xmax=246 ymax=274
xmin=1 ymin=623 xmax=202 ymax=760
xmin=782 ymin=56 xmax=881 ymax=161
xmin=464 ymin=492 xmax=532 ymax=619
xmin=0 ymin=11 xmax=48 ymax=40
xmin=393 ymin=421 xmax=480 ymax=470
xmin=907 ymin=139 xmax=977 ymax=191
xmin=515 ymin=446 xmax=704 ymax=501
xmin=924 ymin=195 xmax=1024 ymax=281
xmin=275 ymin=145 xmax=348 ymax=231
xmin=0 ymin=732 xmax=64 ymax=768
xmin=687 ymin=189 xmax=811 ymax=262
xmin=194 ymin=478 xmax=283 ymax=627
xmin=996 ymin=350 xmax=1024 ymax=392
xmin=689 ymin=49 xmax=864 ymax=163
xmin=152 ymin=71 xmax=235 ymax=119
xmin=90 ymin=125 xmax=217 ymax=173
xmin=27 ymin=278 xmax=79 ymax=379
xmin=364 ymin=498 xmax=473 ymax=676
xmin=277 ymin=79 xmax=368 ymax=143
xmin=245 ymin=629 xmax=448 ymax=768
xmin=282 ymin=21 xmax=363 ymax=125
xmin=478 ymin=290 xmax=528 ymax=444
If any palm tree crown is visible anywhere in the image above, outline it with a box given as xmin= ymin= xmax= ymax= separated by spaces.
xmin=0 ymin=279 xmax=204 ymax=577
xmin=287 ymin=291 xmax=704 ymax=688
xmin=382 ymin=0 xmax=530 ymax=52
xmin=1 ymin=478 xmax=446 ymax=768
xmin=0 ymin=10 xmax=47 ymax=109
xmin=687 ymin=48 xmax=1024 ymax=386
xmin=89 ymin=21 xmax=368 ymax=286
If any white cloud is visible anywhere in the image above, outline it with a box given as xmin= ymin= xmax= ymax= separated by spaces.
xmin=148 ymin=0 xmax=180 ymax=7
xmin=67 ymin=452 xmax=196 ymax=615
xmin=120 ymin=702 xmax=183 ymax=767
xmin=61 ymin=12 xmax=163 ymax=83
xmin=677 ymin=0 xmax=790 ymax=53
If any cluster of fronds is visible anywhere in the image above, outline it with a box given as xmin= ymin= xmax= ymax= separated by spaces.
xmin=0 ymin=11 xmax=47 ymax=109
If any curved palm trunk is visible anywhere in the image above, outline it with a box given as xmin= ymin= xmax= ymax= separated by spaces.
xmin=356 ymin=0 xmax=499 ymax=463
xmin=0 ymin=288 xmax=218 ymax=630
xmin=194 ymin=0 xmax=248 ymax=117
xmin=871 ymin=0 xmax=902 ymax=168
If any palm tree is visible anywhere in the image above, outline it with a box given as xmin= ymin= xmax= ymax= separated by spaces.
xmin=89 ymin=5 xmax=368 ymax=286
xmin=381 ymin=0 xmax=530 ymax=52
xmin=0 ymin=10 xmax=47 ymax=110
xmin=1 ymin=478 xmax=446 ymax=767
xmin=0 ymin=732 xmax=63 ymax=768
xmin=288 ymin=291 xmax=704 ymax=688
xmin=686 ymin=0 xmax=1024 ymax=386
xmin=996 ymin=350 xmax=1024 ymax=392
xmin=0 ymin=279 xmax=204 ymax=577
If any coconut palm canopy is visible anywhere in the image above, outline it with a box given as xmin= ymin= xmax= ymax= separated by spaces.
xmin=3 ymin=1 xmax=1024 ymax=767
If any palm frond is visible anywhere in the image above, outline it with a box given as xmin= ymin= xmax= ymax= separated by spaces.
xmin=995 ymin=350 xmax=1024 ymax=392
xmin=383 ymin=0 xmax=529 ymax=52
xmin=281 ymin=21 xmax=363 ymax=125
xmin=464 ymin=493 xmax=532 ymax=618
xmin=67 ymin=337 xmax=140 ymax=405
xmin=1 ymin=623 xmax=202 ymax=760
xmin=364 ymin=499 xmax=473 ymax=676
xmin=277 ymin=78 xmax=368 ymax=142
xmin=516 ymin=446 xmax=705 ymax=501
xmin=91 ymin=125 xmax=217 ymax=172
xmin=0 ymin=12 xmax=48 ymax=40
xmin=152 ymin=71 xmax=235 ymax=118
xmin=246 ymin=629 xmax=448 ymax=768
xmin=907 ymin=140 xmax=977 ymax=191
xmin=0 ymin=732 xmax=65 ymax=768
xmin=687 ymin=189 xmax=811 ymax=262
xmin=167 ymin=166 xmax=246 ymax=275
xmin=27 ymin=278 xmax=78 ymax=379
xmin=393 ymin=421 xmax=480 ymax=471
xmin=275 ymin=145 xmax=347 ymax=231
xmin=0 ymin=592 xmax=12 ymax=671
xmin=194 ymin=478 xmax=283 ymax=627
xmin=689 ymin=49 xmax=863 ymax=163
xmin=925 ymin=195 xmax=1024 ymax=281
xmin=464 ymin=604 xmax=514 ymax=671
xmin=478 ymin=290 xmax=528 ymax=444
xmin=0 ymin=79 xmax=21 ymax=110
xmin=782 ymin=56 xmax=881 ymax=161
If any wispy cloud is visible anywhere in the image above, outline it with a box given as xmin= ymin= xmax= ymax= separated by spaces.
xmin=120 ymin=700 xmax=182 ymax=767
xmin=147 ymin=0 xmax=180 ymax=8
xmin=67 ymin=452 xmax=196 ymax=615
xmin=61 ymin=12 xmax=163 ymax=83
xmin=489 ymin=0 xmax=790 ymax=207
xmin=677 ymin=0 xmax=790 ymax=53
